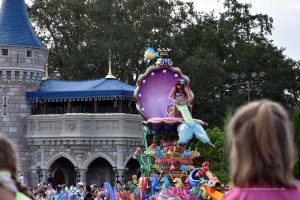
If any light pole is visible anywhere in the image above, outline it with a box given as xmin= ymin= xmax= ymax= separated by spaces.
xmin=229 ymin=71 xmax=265 ymax=102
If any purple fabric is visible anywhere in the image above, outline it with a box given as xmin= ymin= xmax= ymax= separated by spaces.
xmin=223 ymin=181 xmax=300 ymax=200
xmin=137 ymin=68 xmax=179 ymax=119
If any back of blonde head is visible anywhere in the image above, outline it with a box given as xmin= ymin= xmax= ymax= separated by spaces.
xmin=0 ymin=134 xmax=32 ymax=198
xmin=227 ymin=100 xmax=296 ymax=188
xmin=0 ymin=133 xmax=18 ymax=177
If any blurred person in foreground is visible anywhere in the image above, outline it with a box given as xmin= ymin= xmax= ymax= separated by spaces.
xmin=223 ymin=100 xmax=300 ymax=200
xmin=0 ymin=133 xmax=32 ymax=199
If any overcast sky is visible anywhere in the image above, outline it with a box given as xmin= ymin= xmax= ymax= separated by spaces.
xmin=184 ymin=0 xmax=300 ymax=61
xmin=0 ymin=0 xmax=299 ymax=60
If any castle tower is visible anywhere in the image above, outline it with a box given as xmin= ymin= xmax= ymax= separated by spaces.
xmin=0 ymin=0 xmax=48 ymax=185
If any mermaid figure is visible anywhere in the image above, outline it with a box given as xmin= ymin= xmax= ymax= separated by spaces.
xmin=168 ymin=79 xmax=213 ymax=146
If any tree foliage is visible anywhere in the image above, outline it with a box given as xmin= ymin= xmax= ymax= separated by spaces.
xmin=171 ymin=0 xmax=300 ymax=127
xmin=29 ymin=0 xmax=300 ymax=127
xmin=28 ymin=0 xmax=300 ymax=182
xmin=29 ymin=0 xmax=196 ymax=82
xmin=292 ymin=107 xmax=300 ymax=179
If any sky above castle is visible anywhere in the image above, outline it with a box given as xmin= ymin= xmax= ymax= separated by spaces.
xmin=185 ymin=0 xmax=300 ymax=61
xmin=0 ymin=0 xmax=298 ymax=60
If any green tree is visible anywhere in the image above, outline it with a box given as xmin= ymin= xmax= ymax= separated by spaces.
xmin=170 ymin=12 xmax=227 ymax=127
xmin=292 ymin=107 xmax=300 ymax=179
xmin=29 ymin=0 xmax=300 ymax=127
xmin=29 ymin=0 xmax=98 ymax=79
xmin=29 ymin=0 xmax=196 ymax=82
xmin=171 ymin=0 xmax=300 ymax=127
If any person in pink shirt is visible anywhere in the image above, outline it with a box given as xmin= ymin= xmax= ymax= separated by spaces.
xmin=223 ymin=100 xmax=300 ymax=200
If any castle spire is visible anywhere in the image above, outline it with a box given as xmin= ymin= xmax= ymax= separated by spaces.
xmin=42 ymin=64 xmax=49 ymax=80
xmin=105 ymin=49 xmax=116 ymax=79
xmin=0 ymin=0 xmax=45 ymax=48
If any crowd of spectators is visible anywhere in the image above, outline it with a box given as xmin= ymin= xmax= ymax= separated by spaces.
xmin=32 ymin=181 xmax=112 ymax=200
xmin=0 ymin=133 xmax=119 ymax=200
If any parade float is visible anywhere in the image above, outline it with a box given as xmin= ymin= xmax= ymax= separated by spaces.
xmin=125 ymin=48 xmax=225 ymax=200
xmin=47 ymin=48 xmax=226 ymax=200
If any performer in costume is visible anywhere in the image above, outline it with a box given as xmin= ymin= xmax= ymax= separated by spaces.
xmin=168 ymin=79 xmax=214 ymax=146
xmin=166 ymin=105 xmax=176 ymax=118
xmin=167 ymin=105 xmax=208 ymax=127
xmin=168 ymin=79 xmax=193 ymax=107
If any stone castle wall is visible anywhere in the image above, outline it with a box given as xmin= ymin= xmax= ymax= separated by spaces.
xmin=26 ymin=113 xmax=143 ymax=186
xmin=0 ymin=46 xmax=143 ymax=187
xmin=0 ymin=46 xmax=47 ymax=186
xmin=28 ymin=141 xmax=140 ymax=185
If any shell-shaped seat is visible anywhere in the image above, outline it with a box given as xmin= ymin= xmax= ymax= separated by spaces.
xmin=134 ymin=65 xmax=193 ymax=131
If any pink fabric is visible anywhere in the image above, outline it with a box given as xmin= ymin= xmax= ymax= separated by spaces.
xmin=223 ymin=181 xmax=300 ymax=200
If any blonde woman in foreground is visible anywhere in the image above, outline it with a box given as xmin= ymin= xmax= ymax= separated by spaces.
xmin=223 ymin=100 xmax=300 ymax=199
xmin=0 ymin=134 xmax=32 ymax=200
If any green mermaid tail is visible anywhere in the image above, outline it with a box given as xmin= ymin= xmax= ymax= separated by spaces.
xmin=176 ymin=103 xmax=214 ymax=146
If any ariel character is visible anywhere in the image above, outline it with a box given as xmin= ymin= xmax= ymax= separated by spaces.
xmin=168 ymin=79 xmax=193 ymax=107
xmin=167 ymin=104 xmax=208 ymax=127
xmin=168 ymin=79 xmax=214 ymax=146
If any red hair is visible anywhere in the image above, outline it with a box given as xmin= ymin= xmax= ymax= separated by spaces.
xmin=174 ymin=79 xmax=187 ymax=97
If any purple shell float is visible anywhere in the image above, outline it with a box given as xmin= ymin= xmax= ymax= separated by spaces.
xmin=134 ymin=64 xmax=194 ymax=131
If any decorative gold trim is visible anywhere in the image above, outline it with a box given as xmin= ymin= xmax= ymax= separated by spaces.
xmin=42 ymin=64 xmax=49 ymax=80
xmin=105 ymin=49 xmax=116 ymax=79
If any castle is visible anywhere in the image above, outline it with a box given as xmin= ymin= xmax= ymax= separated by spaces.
xmin=0 ymin=0 xmax=142 ymax=187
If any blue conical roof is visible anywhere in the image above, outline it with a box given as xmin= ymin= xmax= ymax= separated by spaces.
xmin=0 ymin=0 xmax=45 ymax=49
